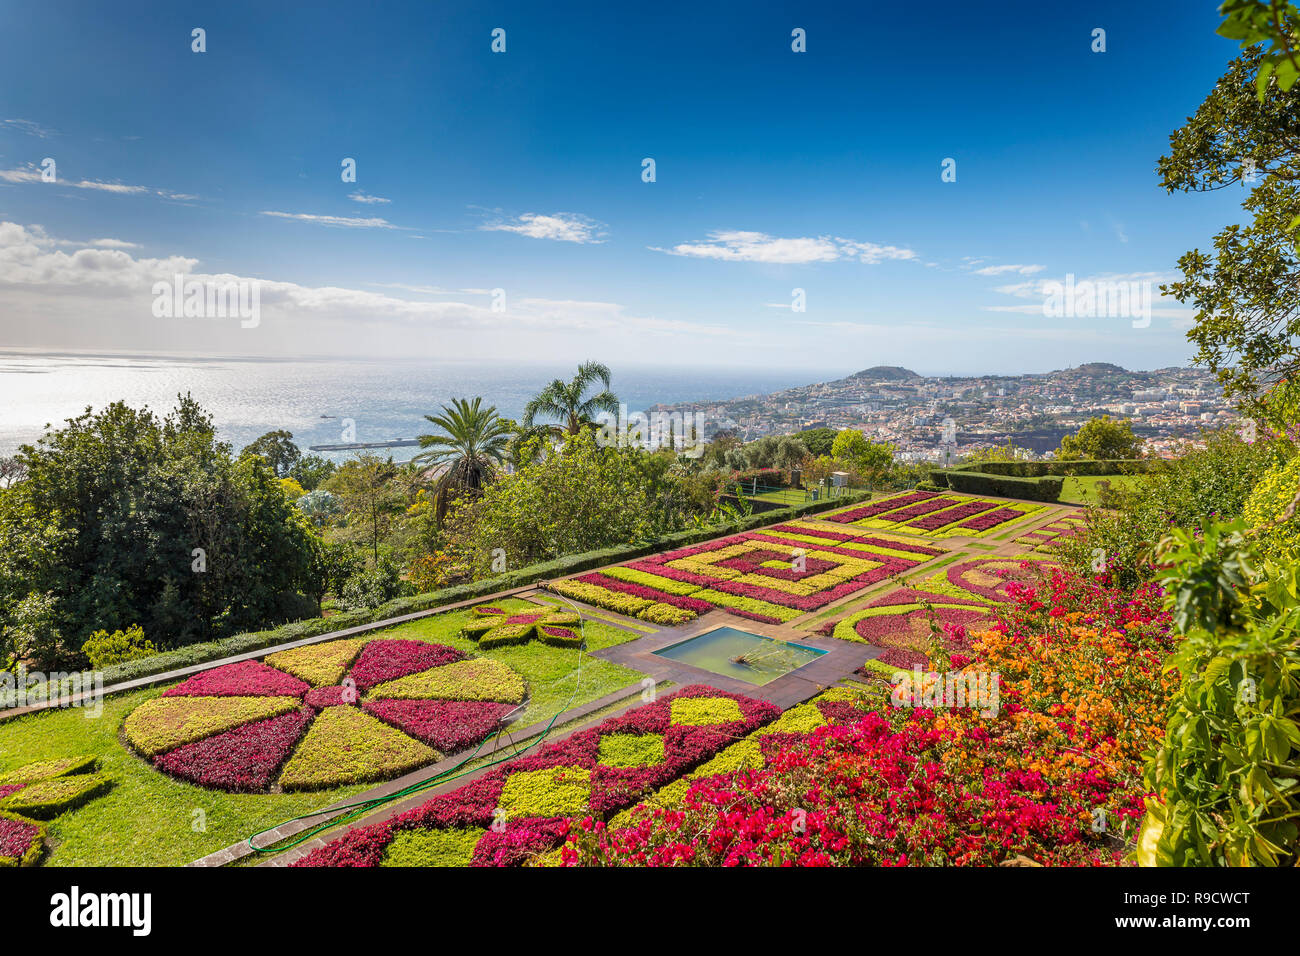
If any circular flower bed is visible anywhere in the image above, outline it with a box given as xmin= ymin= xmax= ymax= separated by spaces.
xmin=123 ymin=637 xmax=526 ymax=792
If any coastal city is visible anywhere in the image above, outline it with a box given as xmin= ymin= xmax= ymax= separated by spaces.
xmin=652 ymin=362 xmax=1236 ymax=461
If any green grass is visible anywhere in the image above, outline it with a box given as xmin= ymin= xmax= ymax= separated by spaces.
xmin=1057 ymin=474 xmax=1143 ymax=505
xmin=0 ymin=598 xmax=642 ymax=866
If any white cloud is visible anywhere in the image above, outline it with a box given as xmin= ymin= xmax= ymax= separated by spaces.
xmin=981 ymin=270 xmax=1193 ymax=320
xmin=481 ymin=212 xmax=606 ymax=244
xmin=89 ymin=238 xmax=139 ymax=249
xmin=652 ymin=230 xmax=916 ymax=265
xmin=0 ymin=164 xmax=195 ymax=201
xmin=971 ymin=263 xmax=1045 ymax=276
xmin=1 ymin=119 xmax=56 ymax=139
xmin=0 ymin=221 xmax=731 ymax=342
xmin=258 ymin=210 xmax=403 ymax=229
xmin=348 ymin=191 xmax=391 ymax=205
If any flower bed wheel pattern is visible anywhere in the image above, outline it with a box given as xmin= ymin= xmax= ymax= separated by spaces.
xmin=122 ymin=638 xmax=526 ymax=792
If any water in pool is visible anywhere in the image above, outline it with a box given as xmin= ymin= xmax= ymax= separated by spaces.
xmin=652 ymin=627 xmax=827 ymax=685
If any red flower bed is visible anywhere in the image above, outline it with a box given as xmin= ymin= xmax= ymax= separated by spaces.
xmin=878 ymin=497 xmax=959 ymax=522
xmin=153 ymin=709 xmax=315 ymax=792
xmin=294 ymin=686 xmax=780 ymax=867
xmin=823 ymin=492 xmax=939 ymax=524
xmin=163 ymin=660 xmax=310 ymax=699
xmin=573 ymin=572 xmax=716 ymax=613
xmin=348 ymin=640 xmax=466 ymax=691
xmin=0 ymin=785 xmax=26 ymax=799
xmin=363 ymin=699 xmax=516 ymax=752
xmin=0 ymin=815 xmax=43 ymax=864
xmin=305 ymin=685 xmax=355 ymax=708
xmin=905 ymin=500 xmax=997 ymax=531
xmin=952 ymin=506 xmax=1026 ymax=532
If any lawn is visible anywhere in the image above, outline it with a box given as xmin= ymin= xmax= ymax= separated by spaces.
xmin=1057 ymin=474 xmax=1144 ymax=505
xmin=0 ymin=598 xmax=643 ymax=866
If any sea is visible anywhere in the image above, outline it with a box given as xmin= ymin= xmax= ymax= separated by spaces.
xmin=0 ymin=351 xmax=834 ymax=461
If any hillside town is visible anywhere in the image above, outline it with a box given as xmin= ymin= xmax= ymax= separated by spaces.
xmin=651 ymin=362 xmax=1236 ymax=461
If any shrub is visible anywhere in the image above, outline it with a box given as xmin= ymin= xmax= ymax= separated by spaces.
xmin=339 ymin=558 xmax=407 ymax=611
xmin=1243 ymin=455 xmax=1300 ymax=560
xmin=81 ymin=624 xmax=158 ymax=670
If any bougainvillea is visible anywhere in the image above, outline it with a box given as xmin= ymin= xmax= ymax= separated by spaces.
xmin=123 ymin=636 xmax=525 ymax=792
xmin=293 ymin=685 xmax=781 ymax=867
xmin=563 ymin=569 xmax=1177 ymax=867
xmin=545 ymin=523 xmax=943 ymax=625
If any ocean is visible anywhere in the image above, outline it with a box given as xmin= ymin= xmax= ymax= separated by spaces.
xmin=0 ymin=352 xmax=831 ymax=460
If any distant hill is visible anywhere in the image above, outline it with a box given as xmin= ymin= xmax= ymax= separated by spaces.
xmin=1060 ymin=362 xmax=1128 ymax=375
xmin=849 ymin=365 xmax=920 ymax=381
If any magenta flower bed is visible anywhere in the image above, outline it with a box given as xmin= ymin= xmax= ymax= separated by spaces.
xmin=851 ymin=605 xmax=989 ymax=646
xmin=349 ymin=640 xmax=466 ymax=691
xmin=294 ymin=685 xmax=780 ymax=868
xmin=0 ymin=816 xmax=42 ymax=862
xmin=906 ymin=500 xmax=997 ymax=531
xmin=872 ymin=646 xmax=929 ymax=669
xmin=363 ymin=699 xmax=515 ymax=752
xmin=952 ymin=506 xmax=1025 ymax=532
xmin=947 ymin=558 xmax=1050 ymax=602
xmin=153 ymin=709 xmax=314 ymax=792
xmin=163 ymin=660 xmax=310 ymax=699
xmin=879 ymin=497 xmax=959 ymax=523
xmin=305 ymin=685 xmax=355 ymax=708
xmin=823 ymin=491 xmax=939 ymax=524
xmin=0 ymin=784 xmax=27 ymax=799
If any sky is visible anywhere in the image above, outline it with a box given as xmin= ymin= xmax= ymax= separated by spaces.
xmin=0 ymin=0 xmax=1258 ymax=376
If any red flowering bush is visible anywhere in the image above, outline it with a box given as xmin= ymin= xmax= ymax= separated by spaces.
xmin=564 ymin=569 xmax=1177 ymax=867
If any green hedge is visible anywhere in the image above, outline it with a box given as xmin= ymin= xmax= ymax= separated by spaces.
xmin=4 ymin=489 xmax=870 ymax=706
xmin=932 ymin=469 xmax=1064 ymax=502
xmin=951 ymin=459 xmax=1156 ymax=478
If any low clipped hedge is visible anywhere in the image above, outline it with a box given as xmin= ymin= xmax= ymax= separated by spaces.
xmin=6 ymin=490 xmax=871 ymax=708
xmin=931 ymin=469 xmax=1064 ymax=503
xmin=950 ymin=459 xmax=1156 ymax=478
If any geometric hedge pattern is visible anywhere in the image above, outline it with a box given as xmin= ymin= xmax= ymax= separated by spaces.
xmin=290 ymin=685 xmax=782 ymax=868
xmin=821 ymin=490 xmax=1043 ymax=538
xmin=1015 ymin=510 xmax=1087 ymax=550
xmin=546 ymin=521 xmax=945 ymax=626
xmin=122 ymin=637 xmax=525 ymax=793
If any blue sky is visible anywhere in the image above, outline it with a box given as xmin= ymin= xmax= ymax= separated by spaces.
xmin=0 ymin=0 xmax=1254 ymax=375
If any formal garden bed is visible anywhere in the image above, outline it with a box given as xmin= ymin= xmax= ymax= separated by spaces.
xmin=0 ymin=598 xmax=643 ymax=866
xmin=821 ymin=490 xmax=1044 ymax=538
xmin=0 ymin=756 xmax=112 ymax=866
xmin=561 ymin=568 xmax=1179 ymax=866
xmin=545 ymin=521 xmax=944 ymax=625
xmin=291 ymin=685 xmax=782 ymax=867
xmin=1015 ymin=511 xmax=1087 ymax=551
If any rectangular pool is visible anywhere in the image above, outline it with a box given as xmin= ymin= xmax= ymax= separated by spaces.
xmin=652 ymin=626 xmax=827 ymax=685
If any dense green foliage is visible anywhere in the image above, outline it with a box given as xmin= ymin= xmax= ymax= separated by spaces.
xmin=1141 ymin=521 xmax=1300 ymax=866
xmin=1058 ymin=429 xmax=1294 ymax=587
xmin=0 ymin=398 xmax=321 ymax=668
xmin=1056 ymin=416 xmax=1141 ymax=460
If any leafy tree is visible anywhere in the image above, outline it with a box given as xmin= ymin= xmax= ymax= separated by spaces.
xmin=1219 ymin=0 xmax=1300 ymax=96
xmin=742 ymin=434 xmax=808 ymax=472
xmin=831 ymin=429 xmax=895 ymax=482
xmin=290 ymin=454 xmax=336 ymax=491
xmin=241 ymin=429 xmax=301 ymax=478
xmin=964 ymin=440 xmax=1031 ymax=464
xmin=1158 ymin=45 xmax=1300 ymax=427
xmin=522 ymin=361 xmax=620 ymax=440
xmin=296 ymin=488 xmax=341 ymax=528
xmin=0 ymin=456 xmax=25 ymax=489
xmin=324 ymin=454 xmax=408 ymax=563
xmin=799 ymin=427 xmax=837 ymax=457
xmin=413 ymin=397 xmax=512 ymax=523
xmin=443 ymin=431 xmax=700 ymax=576
xmin=82 ymin=624 xmax=157 ymax=669
xmin=1056 ymin=415 xmax=1141 ymax=460
xmin=0 ymin=397 xmax=321 ymax=662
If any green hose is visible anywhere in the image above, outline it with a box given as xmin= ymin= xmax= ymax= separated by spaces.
xmin=244 ymin=603 xmax=591 ymax=857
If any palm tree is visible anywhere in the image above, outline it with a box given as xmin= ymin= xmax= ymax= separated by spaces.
xmin=412 ymin=397 xmax=512 ymax=522
xmin=522 ymin=361 xmax=620 ymax=443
